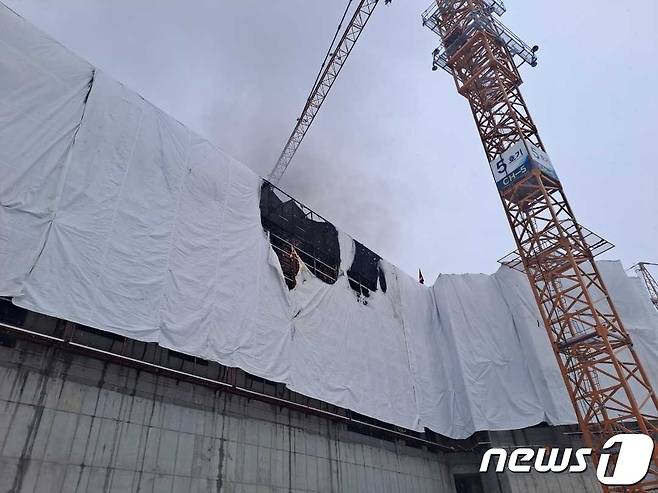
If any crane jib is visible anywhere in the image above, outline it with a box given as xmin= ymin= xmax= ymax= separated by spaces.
xmin=269 ymin=0 xmax=383 ymax=184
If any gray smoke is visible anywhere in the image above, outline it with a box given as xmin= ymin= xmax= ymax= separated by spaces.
xmin=6 ymin=0 xmax=658 ymax=282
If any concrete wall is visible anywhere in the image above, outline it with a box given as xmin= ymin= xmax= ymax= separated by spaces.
xmin=0 ymin=339 xmax=455 ymax=493
xmin=503 ymin=470 xmax=600 ymax=493
xmin=488 ymin=429 xmax=601 ymax=493
xmin=0 ymin=337 xmax=605 ymax=493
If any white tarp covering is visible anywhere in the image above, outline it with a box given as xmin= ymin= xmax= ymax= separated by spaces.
xmin=0 ymin=3 xmax=92 ymax=295
xmin=1 ymin=3 xmax=657 ymax=438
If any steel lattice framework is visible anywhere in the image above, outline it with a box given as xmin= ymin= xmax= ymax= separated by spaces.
xmin=269 ymin=0 xmax=382 ymax=185
xmin=634 ymin=263 xmax=658 ymax=312
xmin=426 ymin=1 xmax=658 ymax=490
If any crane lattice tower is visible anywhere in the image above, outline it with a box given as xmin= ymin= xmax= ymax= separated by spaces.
xmin=424 ymin=1 xmax=658 ymax=490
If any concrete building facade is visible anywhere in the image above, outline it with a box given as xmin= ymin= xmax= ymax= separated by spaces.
xmin=0 ymin=336 xmax=457 ymax=492
xmin=0 ymin=308 xmax=601 ymax=492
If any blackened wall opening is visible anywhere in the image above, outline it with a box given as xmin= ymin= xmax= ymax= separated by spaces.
xmin=259 ymin=181 xmax=387 ymax=299
xmin=347 ymin=241 xmax=387 ymax=297
xmin=260 ymin=182 xmax=340 ymax=289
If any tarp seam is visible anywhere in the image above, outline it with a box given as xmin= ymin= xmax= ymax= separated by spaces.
xmin=24 ymin=69 xmax=96 ymax=282
xmin=89 ymin=97 xmax=146 ymax=322
xmin=154 ymin=127 xmax=193 ymax=334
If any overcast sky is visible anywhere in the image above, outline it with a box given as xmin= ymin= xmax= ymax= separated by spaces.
xmin=6 ymin=0 xmax=657 ymax=282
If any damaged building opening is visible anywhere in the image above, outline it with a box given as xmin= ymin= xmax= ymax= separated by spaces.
xmin=347 ymin=241 xmax=387 ymax=297
xmin=260 ymin=182 xmax=341 ymax=289
xmin=260 ymin=182 xmax=387 ymax=298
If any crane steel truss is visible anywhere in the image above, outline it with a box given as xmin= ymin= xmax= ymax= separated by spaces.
xmin=634 ymin=263 xmax=658 ymax=311
xmin=425 ymin=1 xmax=658 ymax=490
xmin=269 ymin=0 xmax=381 ymax=185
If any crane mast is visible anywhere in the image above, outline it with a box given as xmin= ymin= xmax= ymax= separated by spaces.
xmin=269 ymin=0 xmax=384 ymax=185
xmin=424 ymin=1 xmax=658 ymax=490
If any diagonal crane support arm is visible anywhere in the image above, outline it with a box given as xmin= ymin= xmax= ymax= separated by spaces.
xmin=635 ymin=262 xmax=658 ymax=310
xmin=268 ymin=0 xmax=384 ymax=185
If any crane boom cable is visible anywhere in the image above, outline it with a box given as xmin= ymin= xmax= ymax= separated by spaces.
xmin=268 ymin=0 xmax=381 ymax=184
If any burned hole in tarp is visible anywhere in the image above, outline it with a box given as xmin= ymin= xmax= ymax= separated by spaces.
xmin=347 ymin=241 xmax=387 ymax=298
xmin=260 ymin=182 xmax=340 ymax=289
xmin=259 ymin=182 xmax=388 ymax=299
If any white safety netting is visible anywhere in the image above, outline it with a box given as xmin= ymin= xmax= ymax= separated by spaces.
xmin=1 ymin=3 xmax=657 ymax=438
